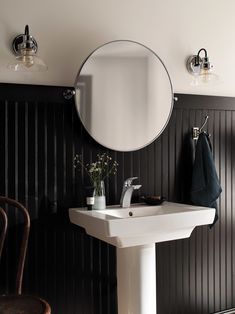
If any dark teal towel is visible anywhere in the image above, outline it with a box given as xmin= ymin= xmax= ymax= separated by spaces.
xmin=191 ymin=132 xmax=222 ymax=226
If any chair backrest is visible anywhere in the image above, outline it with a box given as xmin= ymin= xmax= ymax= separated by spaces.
xmin=0 ymin=196 xmax=30 ymax=295
xmin=0 ymin=207 xmax=7 ymax=260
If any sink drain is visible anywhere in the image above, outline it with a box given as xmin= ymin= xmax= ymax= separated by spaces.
xmin=129 ymin=211 xmax=133 ymax=217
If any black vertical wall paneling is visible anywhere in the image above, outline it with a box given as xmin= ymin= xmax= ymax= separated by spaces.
xmin=1 ymin=84 xmax=235 ymax=313
xmin=155 ymin=95 xmax=235 ymax=314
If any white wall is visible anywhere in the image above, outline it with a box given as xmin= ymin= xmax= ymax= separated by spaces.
xmin=0 ymin=0 xmax=235 ymax=96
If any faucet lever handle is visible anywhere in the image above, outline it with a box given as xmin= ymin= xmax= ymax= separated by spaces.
xmin=124 ymin=177 xmax=138 ymax=187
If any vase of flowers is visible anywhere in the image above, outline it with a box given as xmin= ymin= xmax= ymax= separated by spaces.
xmin=93 ymin=180 xmax=106 ymax=209
xmin=73 ymin=153 xmax=118 ymax=210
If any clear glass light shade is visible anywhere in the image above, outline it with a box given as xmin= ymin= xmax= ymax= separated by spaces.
xmin=190 ymin=69 xmax=220 ymax=86
xmin=7 ymin=49 xmax=48 ymax=72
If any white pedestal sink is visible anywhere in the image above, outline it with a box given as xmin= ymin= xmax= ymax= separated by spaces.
xmin=69 ymin=202 xmax=215 ymax=314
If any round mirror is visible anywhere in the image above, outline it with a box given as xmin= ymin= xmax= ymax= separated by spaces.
xmin=75 ymin=40 xmax=173 ymax=151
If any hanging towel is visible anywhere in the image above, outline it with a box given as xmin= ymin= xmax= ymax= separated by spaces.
xmin=190 ymin=132 xmax=222 ymax=227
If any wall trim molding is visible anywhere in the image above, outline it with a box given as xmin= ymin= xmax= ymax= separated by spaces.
xmin=175 ymin=93 xmax=235 ymax=110
xmin=0 ymin=83 xmax=73 ymax=103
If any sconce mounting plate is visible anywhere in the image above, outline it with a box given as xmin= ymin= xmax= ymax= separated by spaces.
xmin=186 ymin=55 xmax=202 ymax=75
xmin=12 ymin=34 xmax=38 ymax=55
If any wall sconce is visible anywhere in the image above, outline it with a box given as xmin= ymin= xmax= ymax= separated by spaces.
xmin=7 ymin=25 xmax=48 ymax=72
xmin=186 ymin=48 xmax=219 ymax=85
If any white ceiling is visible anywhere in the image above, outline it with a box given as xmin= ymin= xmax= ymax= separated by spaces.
xmin=1 ymin=0 xmax=235 ymax=97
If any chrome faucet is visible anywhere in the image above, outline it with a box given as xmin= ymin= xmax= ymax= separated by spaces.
xmin=120 ymin=177 xmax=142 ymax=208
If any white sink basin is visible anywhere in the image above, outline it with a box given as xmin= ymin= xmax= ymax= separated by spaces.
xmin=69 ymin=201 xmax=215 ymax=314
xmin=69 ymin=202 xmax=215 ymax=248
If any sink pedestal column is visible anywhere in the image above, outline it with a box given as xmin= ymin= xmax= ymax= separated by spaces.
xmin=117 ymin=244 xmax=156 ymax=314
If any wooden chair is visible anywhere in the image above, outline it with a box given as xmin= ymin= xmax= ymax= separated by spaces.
xmin=0 ymin=196 xmax=51 ymax=314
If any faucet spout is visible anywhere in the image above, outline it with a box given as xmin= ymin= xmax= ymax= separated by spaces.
xmin=120 ymin=177 xmax=141 ymax=208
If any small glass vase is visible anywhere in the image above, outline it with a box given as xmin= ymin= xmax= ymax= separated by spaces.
xmin=93 ymin=180 xmax=106 ymax=210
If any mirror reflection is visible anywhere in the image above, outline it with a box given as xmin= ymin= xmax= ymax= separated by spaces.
xmin=75 ymin=40 xmax=173 ymax=151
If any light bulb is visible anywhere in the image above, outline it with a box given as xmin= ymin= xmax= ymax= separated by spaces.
xmin=8 ymin=48 xmax=48 ymax=72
